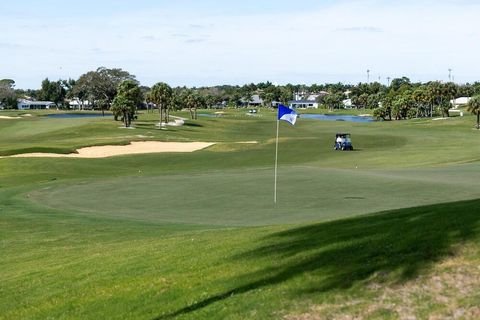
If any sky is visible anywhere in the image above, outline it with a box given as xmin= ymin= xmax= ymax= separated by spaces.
xmin=1 ymin=0 xmax=480 ymax=89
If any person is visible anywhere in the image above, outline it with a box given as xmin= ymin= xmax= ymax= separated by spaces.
xmin=335 ymin=135 xmax=343 ymax=149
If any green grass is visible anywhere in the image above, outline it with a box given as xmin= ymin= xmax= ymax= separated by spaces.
xmin=1 ymin=109 xmax=480 ymax=319
xmin=28 ymin=164 xmax=480 ymax=226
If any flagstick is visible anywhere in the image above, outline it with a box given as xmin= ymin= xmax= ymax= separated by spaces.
xmin=274 ymin=119 xmax=280 ymax=204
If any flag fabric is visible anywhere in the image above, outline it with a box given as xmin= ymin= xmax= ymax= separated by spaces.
xmin=277 ymin=104 xmax=298 ymax=125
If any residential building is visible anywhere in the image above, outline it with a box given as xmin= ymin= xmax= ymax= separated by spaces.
xmin=17 ymin=99 xmax=55 ymax=110
xmin=288 ymin=100 xmax=319 ymax=109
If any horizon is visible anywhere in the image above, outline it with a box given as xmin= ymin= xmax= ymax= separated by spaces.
xmin=2 ymin=0 xmax=480 ymax=89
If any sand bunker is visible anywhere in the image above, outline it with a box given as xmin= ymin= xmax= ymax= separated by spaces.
xmin=6 ymin=141 xmax=215 ymax=159
xmin=0 ymin=116 xmax=22 ymax=119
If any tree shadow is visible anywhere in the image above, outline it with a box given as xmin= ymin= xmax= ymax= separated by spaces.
xmin=183 ymin=122 xmax=203 ymax=127
xmin=154 ymin=199 xmax=480 ymax=319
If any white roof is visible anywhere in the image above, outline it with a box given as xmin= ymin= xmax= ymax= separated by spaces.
xmin=18 ymin=99 xmax=55 ymax=105
xmin=343 ymin=98 xmax=352 ymax=106
xmin=450 ymin=97 xmax=471 ymax=105
xmin=69 ymin=100 xmax=91 ymax=106
xmin=251 ymin=94 xmax=263 ymax=104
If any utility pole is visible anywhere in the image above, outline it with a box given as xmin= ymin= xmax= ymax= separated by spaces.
xmin=448 ymin=68 xmax=452 ymax=82
xmin=387 ymin=77 xmax=391 ymax=87
xmin=367 ymin=69 xmax=370 ymax=83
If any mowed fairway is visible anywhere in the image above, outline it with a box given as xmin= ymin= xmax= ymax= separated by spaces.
xmin=1 ymin=110 xmax=480 ymax=319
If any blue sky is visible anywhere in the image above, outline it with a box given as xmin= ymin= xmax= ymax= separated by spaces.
xmin=1 ymin=0 xmax=480 ymax=89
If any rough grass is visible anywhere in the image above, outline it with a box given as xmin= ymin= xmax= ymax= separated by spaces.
xmin=2 ymin=191 xmax=479 ymax=319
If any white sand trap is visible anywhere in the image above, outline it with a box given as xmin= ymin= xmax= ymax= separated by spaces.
xmin=0 ymin=116 xmax=22 ymax=119
xmin=6 ymin=141 xmax=215 ymax=159
xmin=155 ymin=116 xmax=185 ymax=127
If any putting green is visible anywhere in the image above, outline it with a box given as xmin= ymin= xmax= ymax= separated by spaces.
xmin=30 ymin=164 xmax=480 ymax=226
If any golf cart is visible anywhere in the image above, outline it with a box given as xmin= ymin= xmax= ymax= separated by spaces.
xmin=334 ymin=133 xmax=353 ymax=151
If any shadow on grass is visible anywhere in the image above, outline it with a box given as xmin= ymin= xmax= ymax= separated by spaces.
xmin=183 ymin=122 xmax=203 ymax=127
xmin=155 ymin=199 xmax=480 ymax=319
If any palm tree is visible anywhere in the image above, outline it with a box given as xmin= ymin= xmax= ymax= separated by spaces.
xmin=185 ymin=91 xmax=195 ymax=119
xmin=147 ymin=83 xmax=173 ymax=127
xmin=183 ymin=90 xmax=204 ymax=120
xmin=260 ymin=92 xmax=275 ymax=108
xmin=110 ymin=80 xmax=142 ymax=127
xmin=466 ymin=95 xmax=480 ymax=129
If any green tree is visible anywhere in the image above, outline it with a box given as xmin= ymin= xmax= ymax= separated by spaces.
xmin=367 ymin=92 xmax=383 ymax=109
xmin=323 ymin=93 xmax=343 ymax=110
xmin=0 ymin=79 xmax=17 ymax=109
xmin=411 ymin=86 xmax=430 ymax=118
xmin=352 ymin=93 xmax=369 ymax=109
xmin=390 ymin=77 xmax=411 ymax=92
xmin=147 ymin=82 xmax=173 ymax=126
xmin=439 ymin=82 xmax=457 ymax=117
xmin=466 ymin=95 xmax=480 ymax=129
xmin=426 ymin=81 xmax=457 ymax=117
xmin=373 ymin=106 xmax=387 ymax=120
xmin=38 ymin=78 xmax=67 ymax=107
xmin=260 ymin=92 xmax=275 ymax=108
xmin=110 ymin=80 xmax=142 ymax=127
xmin=391 ymin=91 xmax=414 ymax=120
xmin=183 ymin=90 xmax=205 ymax=119
xmin=260 ymin=86 xmax=281 ymax=107
xmin=71 ymin=67 xmax=136 ymax=115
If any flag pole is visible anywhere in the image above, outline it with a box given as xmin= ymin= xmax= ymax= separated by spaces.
xmin=274 ymin=119 xmax=280 ymax=203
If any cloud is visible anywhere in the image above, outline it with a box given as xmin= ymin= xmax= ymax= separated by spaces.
xmin=334 ymin=26 xmax=384 ymax=33
xmin=3 ymin=0 xmax=480 ymax=88
xmin=172 ymin=33 xmax=189 ymax=38
xmin=0 ymin=42 xmax=23 ymax=49
xmin=141 ymin=35 xmax=161 ymax=41
xmin=184 ymin=38 xmax=206 ymax=44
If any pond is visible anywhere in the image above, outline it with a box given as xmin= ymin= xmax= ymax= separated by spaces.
xmin=46 ymin=113 xmax=113 ymax=119
xmin=300 ymin=114 xmax=375 ymax=122
xmin=197 ymin=113 xmax=220 ymax=118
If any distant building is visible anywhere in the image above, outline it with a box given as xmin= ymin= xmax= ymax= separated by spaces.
xmin=68 ymin=99 xmax=91 ymax=109
xmin=450 ymin=97 xmax=471 ymax=108
xmin=248 ymin=94 xmax=264 ymax=107
xmin=17 ymin=99 xmax=55 ymax=110
xmin=288 ymin=100 xmax=319 ymax=109
xmin=342 ymin=99 xmax=353 ymax=108
xmin=294 ymin=91 xmax=328 ymax=101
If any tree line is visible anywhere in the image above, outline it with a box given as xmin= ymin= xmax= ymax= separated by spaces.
xmin=2 ymin=68 xmax=480 ymax=127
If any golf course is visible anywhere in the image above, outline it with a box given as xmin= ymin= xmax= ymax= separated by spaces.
xmin=1 ymin=109 xmax=479 ymax=319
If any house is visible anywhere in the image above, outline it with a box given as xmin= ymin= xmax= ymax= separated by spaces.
xmin=342 ymin=99 xmax=353 ymax=109
xmin=245 ymin=94 xmax=264 ymax=107
xmin=288 ymin=100 xmax=319 ymax=109
xmin=450 ymin=97 xmax=471 ymax=108
xmin=17 ymin=99 xmax=55 ymax=110
xmin=68 ymin=99 xmax=91 ymax=109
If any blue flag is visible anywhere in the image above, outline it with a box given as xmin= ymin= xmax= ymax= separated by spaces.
xmin=278 ymin=104 xmax=298 ymax=125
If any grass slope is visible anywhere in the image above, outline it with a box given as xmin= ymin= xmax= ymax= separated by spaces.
xmin=1 ymin=189 xmax=479 ymax=319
